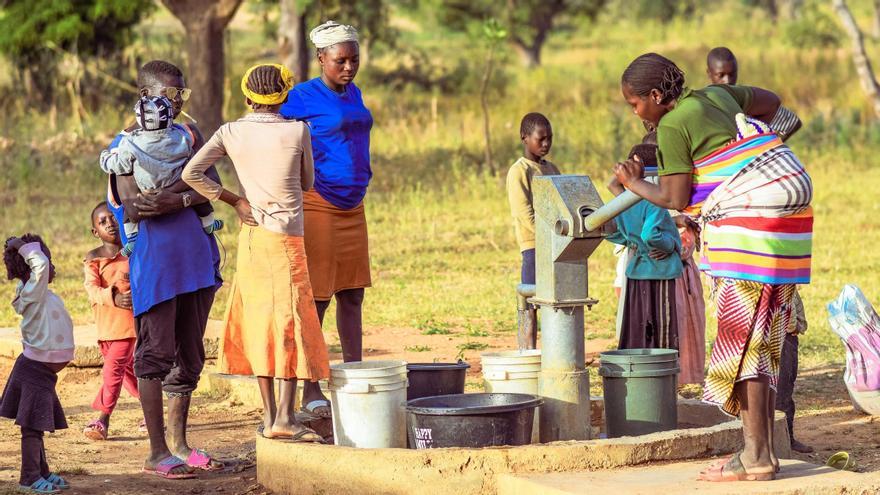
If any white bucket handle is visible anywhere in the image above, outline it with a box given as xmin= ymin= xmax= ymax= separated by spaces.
xmin=484 ymin=370 xmax=509 ymax=380
xmin=339 ymin=382 xmax=373 ymax=394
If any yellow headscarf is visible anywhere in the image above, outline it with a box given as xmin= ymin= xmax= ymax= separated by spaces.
xmin=240 ymin=64 xmax=294 ymax=106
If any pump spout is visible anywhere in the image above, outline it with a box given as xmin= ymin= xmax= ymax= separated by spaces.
xmin=582 ymin=177 xmax=658 ymax=232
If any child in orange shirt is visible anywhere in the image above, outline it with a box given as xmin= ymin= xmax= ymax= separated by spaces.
xmin=82 ymin=202 xmax=140 ymax=441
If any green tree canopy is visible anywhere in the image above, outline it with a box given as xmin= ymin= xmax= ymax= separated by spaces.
xmin=0 ymin=0 xmax=152 ymax=61
xmin=432 ymin=0 xmax=606 ymax=67
xmin=0 ymin=0 xmax=153 ymax=106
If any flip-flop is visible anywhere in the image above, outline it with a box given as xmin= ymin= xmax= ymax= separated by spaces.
xmin=143 ymin=455 xmax=197 ymax=479
xmin=186 ymin=448 xmax=224 ymax=472
xmin=826 ymin=451 xmax=856 ymax=471
xmin=44 ymin=473 xmax=69 ymax=490
xmin=301 ymin=399 xmax=332 ymax=419
xmin=697 ymin=452 xmax=775 ymax=482
xmin=83 ymin=420 xmax=107 ymax=441
xmin=18 ymin=477 xmax=60 ymax=494
xmin=273 ymin=426 xmax=325 ymax=444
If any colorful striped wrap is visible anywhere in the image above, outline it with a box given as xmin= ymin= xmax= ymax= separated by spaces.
xmin=683 ymin=133 xmax=813 ymax=285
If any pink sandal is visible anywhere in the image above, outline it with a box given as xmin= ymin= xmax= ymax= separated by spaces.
xmin=185 ymin=448 xmax=224 ymax=472
xmin=83 ymin=420 xmax=107 ymax=441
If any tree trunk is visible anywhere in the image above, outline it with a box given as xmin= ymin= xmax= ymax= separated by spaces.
xmin=480 ymin=44 xmax=497 ymax=174
xmin=161 ymin=0 xmax=243 ymax=137
xmin=833 ymin=0 xmax=880 ymax=119
xmin=279 ymin=0 xmax=310 ymax=82
xmin=511 ymin=40 xmax=541 ymax=69
xmin=873 ymin=0 xmax=880 ymax=39
xmin=777 ymin=0 xmax=802 ymax=20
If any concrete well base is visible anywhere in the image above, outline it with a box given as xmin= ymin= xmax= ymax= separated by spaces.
xmin=257 ymin=399 xmax=791 ymax=495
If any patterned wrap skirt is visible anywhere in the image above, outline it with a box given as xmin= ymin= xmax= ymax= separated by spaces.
xmin=702 ymin=279 xmax=795 ymax=416
xmin=220 ymin=225 xmax=330 ymax=381
xmin=0 ymin=355 xmax=67 ymax=432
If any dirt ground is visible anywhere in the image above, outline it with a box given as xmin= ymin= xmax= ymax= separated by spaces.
xmin=0 ymin=327 xmax=876 ymax=495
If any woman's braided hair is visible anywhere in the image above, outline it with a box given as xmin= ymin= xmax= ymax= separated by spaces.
xmin=4 ymin=234 xmax=51 ymax=283
xmin=246 ymin=65 xmax=288 ymax=109
xmin=621 ymin=53 xmax=685 ymax=104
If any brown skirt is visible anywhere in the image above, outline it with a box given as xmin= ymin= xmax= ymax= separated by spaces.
xmin=302 ymin=190 xmax=372 ymax=300
xmin=220 ymin=225 xmax=330 ymax=380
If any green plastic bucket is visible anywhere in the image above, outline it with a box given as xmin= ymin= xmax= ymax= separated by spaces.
xmin=598 ymin=349 xmax=679 ymax=438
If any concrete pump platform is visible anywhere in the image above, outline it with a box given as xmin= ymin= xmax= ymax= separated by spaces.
xmin=498 ymin=459 xmax=880 ymax=495
xmin=256 ymin=400 xmax=793 ymax=495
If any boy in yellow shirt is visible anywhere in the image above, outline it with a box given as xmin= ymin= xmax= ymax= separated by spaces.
xmin=506 ymin=112 xmax=560 ymax=284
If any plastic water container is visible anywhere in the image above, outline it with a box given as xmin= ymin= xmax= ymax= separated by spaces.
xmin=599 ymin=349 xmax=680 ymax=438
xmin=329 ymin=360 xmax=408 ymax=448
xmin=481 ymin=350 xmax=541 ymax=393
xmin=481 ymin=349 xmax=541 ymax=442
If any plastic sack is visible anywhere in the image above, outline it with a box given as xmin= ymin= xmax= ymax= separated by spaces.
xmin=827 ymin=285 xmax=880 ymax=392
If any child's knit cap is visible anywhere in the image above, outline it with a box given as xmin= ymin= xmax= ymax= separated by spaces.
xmin=134 ymin=96 xmax=174 ymax=131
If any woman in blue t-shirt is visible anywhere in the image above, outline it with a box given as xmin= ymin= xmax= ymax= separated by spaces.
xmin=280 ymin=21 xmax=373 ymax=418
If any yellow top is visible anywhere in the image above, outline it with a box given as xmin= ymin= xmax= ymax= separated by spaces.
xmin=506 ymin=157 xmax=561 ymax=251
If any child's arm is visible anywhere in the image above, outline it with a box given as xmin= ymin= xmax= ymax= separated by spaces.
xmin=641 ymin=207 xmax=679 ymax=255
xmin=99 ymin=145 xmax=136 ymax=176
xmin=300 ymin=125 xmax=315 ymax=192
xmin=83 ymin=262 xmax=121 ymax=308
xmin=506 ymin=165 xmax=536 ymax=238
xmin=14 ymin=242 xmax=50 ymax=305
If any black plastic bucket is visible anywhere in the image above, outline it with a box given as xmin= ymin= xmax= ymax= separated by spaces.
xmin=406 ymin=362 xmax=470 ymax=401
xmin=406 ymin=393 xmax=542 ymax=449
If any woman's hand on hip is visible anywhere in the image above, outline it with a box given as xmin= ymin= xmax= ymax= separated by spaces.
xmin=234 ymin=198 xmax=258 ymax=226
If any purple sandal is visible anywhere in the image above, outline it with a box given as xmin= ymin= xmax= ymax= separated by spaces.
xmin=143 ymin=456 xmax=197 ymax=479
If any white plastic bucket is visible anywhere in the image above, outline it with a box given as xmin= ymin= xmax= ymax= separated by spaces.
xmin=329 ymin=360 xmax=408 ymax=448
xmin=481 ymin=350 xmax=541 ymax=394
xmin=481 ymin=350 xmax=541 ymax=442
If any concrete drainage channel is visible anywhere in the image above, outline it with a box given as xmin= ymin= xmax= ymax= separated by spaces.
xmin=255 ymin=399 xmax=791 ymax=495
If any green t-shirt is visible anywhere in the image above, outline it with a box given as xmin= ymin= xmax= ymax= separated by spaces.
xmin=656 ymin=85 xmax=754 ymax=176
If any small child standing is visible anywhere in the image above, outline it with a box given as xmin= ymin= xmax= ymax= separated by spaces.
xmin=81 ymin=202 xmax=140 ymax=441
xmin=607 ymin=141 xmax=682 ymax=350
xmin=99 ymin=95 xmax=222 ymax=256
xmin=1 ymin=234 xmax=74 ymax=494
xmin=506 ymin=112 xmax=561 ymax=285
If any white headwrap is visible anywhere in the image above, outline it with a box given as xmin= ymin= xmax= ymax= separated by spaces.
xmin=309 ymin=20 xmax=358 ymax=49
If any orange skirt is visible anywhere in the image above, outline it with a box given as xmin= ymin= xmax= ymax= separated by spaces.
xmin=220 ymin=225 xmax=330 ymax=380
xmin=303 ymin=189 xmax=372 ymax=300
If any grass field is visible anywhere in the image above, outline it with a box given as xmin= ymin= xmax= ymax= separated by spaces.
xmin=1 ymin=1 xmax=878 ymax=371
